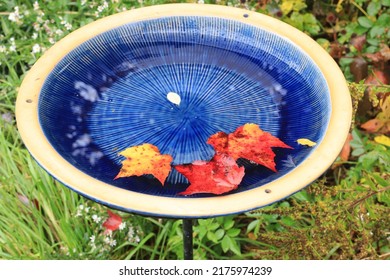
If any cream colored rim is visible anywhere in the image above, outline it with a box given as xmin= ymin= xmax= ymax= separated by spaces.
xmin=16 ymin=4 xmax=352 ymax=217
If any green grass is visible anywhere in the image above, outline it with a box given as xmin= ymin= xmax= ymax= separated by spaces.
xmin=1 ymin=0 xmax=389 ymax=260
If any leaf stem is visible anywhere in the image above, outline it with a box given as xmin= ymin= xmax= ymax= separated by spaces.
xmin=350 ymin=0 xmax=370 ymax=18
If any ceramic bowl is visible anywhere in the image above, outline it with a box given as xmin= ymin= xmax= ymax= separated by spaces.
xmin=16 ymin=4 xmax=351 ymax=218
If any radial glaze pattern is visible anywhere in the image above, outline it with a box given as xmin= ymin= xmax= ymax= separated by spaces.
xmin=38 ymin=16 xmax=330 ymax=196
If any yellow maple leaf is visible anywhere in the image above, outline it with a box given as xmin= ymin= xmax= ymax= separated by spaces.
xmin=115 ymin=143 xmax=173 ymax=185
xmin=297 ymin=138 xmax=317 ymax=147
xmin=374 ymin=135 xmax=390 ymax=147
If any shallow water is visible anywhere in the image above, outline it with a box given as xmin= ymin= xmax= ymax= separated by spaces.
xmin=38 ymin=16 xmax=331 ymax=196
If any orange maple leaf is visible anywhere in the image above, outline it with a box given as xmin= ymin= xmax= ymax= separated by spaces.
xmin=115 ymin=143 xmax=173 ymax=185
xmin=207 ymin=123 xmax=292 ymax=172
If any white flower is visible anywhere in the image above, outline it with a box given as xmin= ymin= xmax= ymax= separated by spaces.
xmin=89 ymin=235 xmax=96 ymax=243
xmin=92 ymin=214 xmax=102 ymax=223
xmin=64 ymin=23 xmax=72 ymax=31
xmin=109 ymin=239 xmax=117 ymax=247
xmin=32 ymin=33 xmax=38 ymax=40
xmin=32 ymin=43 xmax=41 ymax=54
xmin=0 ymin=45 xmax=7 ymax=53
xmin=97 ymin=1 xmax=109 ymax=13
xmin=8 ymin=7 xmax=19 ymax=21
xmin=81 ymin=0 xmax=87 ymax=5
xmin=9 ymin=45 xmax=16 ymax=52
xmin=8 ymin=6 xmax=22 ymax=24
xmin=127 ymin=226 xmax=141 ymax=244
xmin=60 ymin=20 xmax=72 ymax=31
xmin=119 ymin=222 xmax=126 ymax=231
xmin=8 ymin=13 xmax=17 ymax=22
xmin=33 ymin=23 xmax=41 ymax=31
xmin=55 ymin=29 xmax=64 ymax=36
xmin=36 ymin=15 xmax=44 ymax=23
xmin=33 ymin=1 xmax=40 ymax=11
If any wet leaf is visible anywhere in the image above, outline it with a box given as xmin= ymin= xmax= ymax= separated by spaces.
xmin=115 ymin=143 xmax=173 ymax=185
xmin=297 ymin=138 xmax=317 ymax=147
xmin=102 ymin=210 xmax=122 ymax=233
xmin=207 ymin=123 xmax=292 ymax=172
xmin=175 ymin=152 xmax=245 ymax=195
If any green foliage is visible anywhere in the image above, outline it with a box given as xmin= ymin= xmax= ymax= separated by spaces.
xmin=194 ymin=216 xmax=242 ymax=257
xmin=267 ymin=0 xmax=322 ymax=35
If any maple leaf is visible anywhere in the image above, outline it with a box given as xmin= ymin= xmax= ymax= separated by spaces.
xmin=102 ymin=210 xmax=122 ymax=233
xmin=207 ymin=123 xmax=292 ymax=172
xmin=115 ymin=143 xmax=173 ymax=185
xmin=175 ymin=153 xmax=245 ymax=195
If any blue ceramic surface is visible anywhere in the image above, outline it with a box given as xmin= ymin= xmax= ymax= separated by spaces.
xmin=38 ymin=16 xmax=331 ymax=197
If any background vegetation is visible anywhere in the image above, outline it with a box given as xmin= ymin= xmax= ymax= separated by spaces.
xmin=0 ymin=0 xmax=389 ymax=259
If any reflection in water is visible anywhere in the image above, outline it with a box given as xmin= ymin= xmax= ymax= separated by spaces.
xmin=74 ymin=81 xmax=99 ymax=102
xmin=67 ymin=86 xmax=104 ymax=166
xmin=38 ymin=16 xmax=331 ymax=196
xmin=64 ymin=40 xmax=298 ymax=184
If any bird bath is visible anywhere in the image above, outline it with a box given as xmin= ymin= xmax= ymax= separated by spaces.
xmin=16 ymin=4 xmax=352 ymax=259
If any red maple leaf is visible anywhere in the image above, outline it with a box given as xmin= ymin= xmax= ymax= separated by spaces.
xmin=207 ymin=123 xmax=292 ymax=172
xmin=102 ymin=210 xmax=122 ymax=233
xmin=175 ymin=153 xmax=245 ymax=195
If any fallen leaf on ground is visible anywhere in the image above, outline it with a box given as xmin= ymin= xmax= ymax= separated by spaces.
xmin=207 ymin=123 xmax=292 ymax=172
xmin=175 ymin=153 xmax=245 ymax=195
xmin=351 ymin=35 xmax=366 ymax=53
xmin=102 ymin=210 xmax=122 ymax=233
xmin=115 ymin=143 xmax=173 ymax=185
xmin=340 ymin=133 xmax=353 ymax=161
xmin=360 ymin=118 xmax=384 ymax=133
xmin=374 ymin=135 xmax=390 ymax=147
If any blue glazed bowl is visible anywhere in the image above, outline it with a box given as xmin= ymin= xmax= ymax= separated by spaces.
xmin=16 ymin=4 xmax=352 ymax=218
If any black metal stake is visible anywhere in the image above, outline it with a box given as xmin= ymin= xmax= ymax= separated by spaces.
xmin=182 ymin=219 xmax=193 ymax=260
